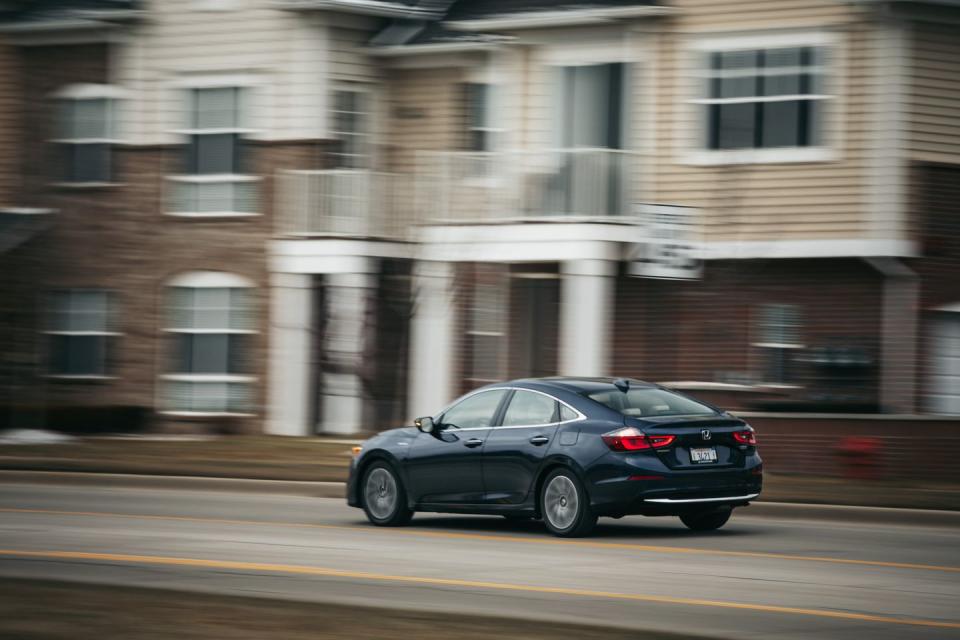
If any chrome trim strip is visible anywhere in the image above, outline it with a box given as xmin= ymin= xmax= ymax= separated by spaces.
xmin=434 ymin=386 xmax=587 ymax=431
xmin=644 ymin=493 xmax=759 ymax=504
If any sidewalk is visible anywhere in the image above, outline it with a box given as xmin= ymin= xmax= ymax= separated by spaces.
xmin=1 ymin=434 xmax=958 ymax=511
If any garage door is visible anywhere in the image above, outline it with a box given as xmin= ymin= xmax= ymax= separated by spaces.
xmin=929 ymin=313 xmax=960 ymax=415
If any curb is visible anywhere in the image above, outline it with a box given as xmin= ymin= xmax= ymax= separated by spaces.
xmin=0 ymin=470 xmax=344 ymax=499
xmin=3 ymin=470 xmax=958 ymax=527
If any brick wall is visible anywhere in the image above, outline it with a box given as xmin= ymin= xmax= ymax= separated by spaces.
xmin=745 ymin=414 xmax=960 ymax=482
xmin=0 ymin=41 xmax=18 ymax=205
xmin=613 ymin=259 xmax=885 ymax=411
xmin=0 ymin=43 xmax=336 ymax=434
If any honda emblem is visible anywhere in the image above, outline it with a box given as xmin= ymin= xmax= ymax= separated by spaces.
xmin=701 ymin=429 xmax=712 ymax=441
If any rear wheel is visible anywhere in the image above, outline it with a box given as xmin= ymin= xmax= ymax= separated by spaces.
xmin=361 ymin=461 xmax=413 ymax=527
xmin=679 ymin=506 xmax=732 ymax=531
xmin=540 ymin=469 xmax=596 ymax=537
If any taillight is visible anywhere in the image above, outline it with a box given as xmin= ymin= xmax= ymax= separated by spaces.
xmin=733 ymin=429 xmax=758 ymax=445
xmin=602 ymin=427 xmax=676 ymax=451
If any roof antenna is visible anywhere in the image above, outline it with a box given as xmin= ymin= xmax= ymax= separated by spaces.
xmin=613 ymin=378 xmax=630 ymax=393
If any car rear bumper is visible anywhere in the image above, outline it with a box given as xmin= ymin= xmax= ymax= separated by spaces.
xmin=585 ymin=451 xmax=763 ymax=516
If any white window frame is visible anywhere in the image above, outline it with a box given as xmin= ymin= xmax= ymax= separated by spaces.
xmin=681 ymin=31 xmax=841 ymax=166
xmin=167 ymin=80 xmax=260 ymax=217
xmin=330 ymin=83 xmax=373 ymax=169
xmin=45 ymin=289 xmax=120 ymax=380
xmin=50 ymin=84 xmax=124 ymax=187
xmin=160 ymin=271 xmax=257 ymax=416
xmin=751 ymin=303 xmax=804 ymax=386
xmin=465 ymin=270 xmax=508 ymax=385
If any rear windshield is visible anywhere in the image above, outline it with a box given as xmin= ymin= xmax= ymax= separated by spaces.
xmin=586 ymin=387 xmax=717 ymax=418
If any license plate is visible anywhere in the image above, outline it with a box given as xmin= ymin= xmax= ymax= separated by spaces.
xmin=690 ymin=447 xmax=718 ymax=464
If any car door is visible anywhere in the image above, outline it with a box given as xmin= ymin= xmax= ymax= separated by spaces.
xmin=482 ymin=389 xmax=570 ymax=504
xmin=405 ymin=388 xmax=509 ymax=505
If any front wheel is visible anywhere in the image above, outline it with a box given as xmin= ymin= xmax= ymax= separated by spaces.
xmin=679 ymin=506 xmax=732 ymax=531
xmin=361 ymin=461 xmax=413 ymax=527
xmin=540 ymin=468 xmax=596 ymax=537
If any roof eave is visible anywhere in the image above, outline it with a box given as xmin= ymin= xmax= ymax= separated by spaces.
xmin=272 ymin=0 xmax=441 ymax=19
xmin=368 ymin=39 xmax=511 ymax=56
xmin=0 ymin=9 xmax=144 ymax=34
xmin=445 ymin=5 xmax=676 ymax=31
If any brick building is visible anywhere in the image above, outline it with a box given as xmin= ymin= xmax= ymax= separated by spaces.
xmin=1 ymin=0 xmax=958 ymax=436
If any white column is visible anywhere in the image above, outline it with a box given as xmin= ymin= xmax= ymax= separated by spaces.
xmin=266 ymin=273 xmax=315 ymax=436
xmin=320 ymin=266 xmax=377 ymax=435
xmin=560 ymin=259 xmax=616 ymax=377
xmin=408 ymin=260 xmax=457 ymax=420
xmin=868 ymin=258 xmax=918 ymax=413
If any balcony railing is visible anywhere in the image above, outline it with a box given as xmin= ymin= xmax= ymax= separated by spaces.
xmin=415 ymin=148 xmax=640 ymax=224
xmin=275 ymin=169 xmax=414 ymax=239
xmin=275 ymin=150 xmax=640 ymax=238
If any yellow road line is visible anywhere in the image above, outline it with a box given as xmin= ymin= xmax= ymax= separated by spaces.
xmin=2 ymin=507 xmax=958 ymax=574
xmin=0 ymin=549 xmax=957 ymax=630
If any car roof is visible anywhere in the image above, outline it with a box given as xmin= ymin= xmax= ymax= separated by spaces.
xmin=507 ymin=377 xmax=657 ymax=395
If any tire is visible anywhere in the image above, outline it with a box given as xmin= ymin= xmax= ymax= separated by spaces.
xmin=540 ymin=468 xmax=596 ymax=537
xmin=679 ymin=506 xmax=733 ymax=531
xmin=361 ymin=461 xmax=413 ymax=527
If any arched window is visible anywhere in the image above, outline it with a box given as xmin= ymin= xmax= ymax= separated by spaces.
xmin=52 ymin=84 xmax=123 ymax=184
xmin=162 ymin=271 xmax=256 ymax=414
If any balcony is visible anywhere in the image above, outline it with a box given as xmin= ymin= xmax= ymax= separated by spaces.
xmin=275 ymin=169 xmax=414 ymax=240
xmin=415 ymin=148 xmax=640 ymax=224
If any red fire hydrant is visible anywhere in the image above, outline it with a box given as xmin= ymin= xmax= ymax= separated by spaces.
xmin=836 ymin=436 xmax=883 ymax=480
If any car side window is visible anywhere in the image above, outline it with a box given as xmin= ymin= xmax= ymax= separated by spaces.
xmin=501 ymin=390 xmax=557 ymax=427
xmin=559 ymin=404 xmax=578 ymax=421
xmin=440 ymin=389 xmax=508 ymax=429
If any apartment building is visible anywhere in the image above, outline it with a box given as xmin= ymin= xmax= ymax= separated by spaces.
xmin=0 ymin=0 xmax=388 ymax=433
xmin=270 ymin=0 xmax=960 ymax=435
xmin=0 ymin=0 xmax=957 ymax=436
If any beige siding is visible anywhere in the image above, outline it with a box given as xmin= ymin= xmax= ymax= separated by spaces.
xmin=907 ymin=23 xmax=960 ymax=164
xmin=669 ymin=0 xmax=853 ymax=31
xmin=329 ymin=25 xmax=380 ymax=84
xmin=385 ymin=66 xmax=468 ymax=169
xmin=651 ymin=1 xmax=877 ymax=242
xmin=115 ymin=0 xmax=328 ymax=144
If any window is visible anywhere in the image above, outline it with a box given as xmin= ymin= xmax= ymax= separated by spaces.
xmin=465 ymin=83 xmax=495 ymax=152
xmin=754 ymin=303 xmax=803 ymax=384
xmin=501 ymin=390 xmax=557 ymax=426
xmin=557 ymin=63 xmax=624 ymax=149
xmin=549 ymin=63 xmax=626 ymax=215
xmin=55 ymin=88 xmax=117 ymax=183
xmin=587 ymin=387 xmax=717 ymax=418
xmin=440 ymin=389 xmax=508 ymax=429
xmin=331 ymin=87 xmax=370 ymax=168
xmin=185 ymin=87 xmax=246 ymax=175
xmin=700 ymin=46 xmax=828 ymax=151
xmin=168 ymin=86 xmax=257 ymax=216
xmin=163 ymin=273 xmax=255 ymax=413
xmin=466 ymin=270 xmax=506 ymax=385
xmin=47 ymin=289 xmax=116 ymax=376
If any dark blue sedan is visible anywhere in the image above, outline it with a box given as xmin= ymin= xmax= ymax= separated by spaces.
xmin=347 ymin=377 xmax=762 ymax=537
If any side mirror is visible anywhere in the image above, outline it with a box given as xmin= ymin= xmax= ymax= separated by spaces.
xmin=414 ymin=416 xmax=435 ymax=434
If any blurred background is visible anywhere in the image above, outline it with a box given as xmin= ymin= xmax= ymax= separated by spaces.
xmin=0 ymin=0 xmax=958 ymax=483
xmin=1 ymin=2 xmax=959 ymax=639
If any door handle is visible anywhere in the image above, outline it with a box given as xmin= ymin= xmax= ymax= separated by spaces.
xmin=464 ymin=438 xmax=484 ymax=448
xmin=529 ymin=435 xmax=549 ymax=446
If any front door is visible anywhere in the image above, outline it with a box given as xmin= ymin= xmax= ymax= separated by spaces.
xmin=405 ymin=388 xmax=508 ymax=504
xmin=482 ymin=389 xmax=564 ymax=504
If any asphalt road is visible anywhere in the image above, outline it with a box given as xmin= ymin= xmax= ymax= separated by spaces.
xmin=1 ymin=481 xmax=958 ymax=640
